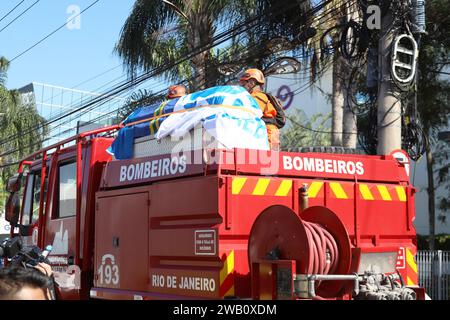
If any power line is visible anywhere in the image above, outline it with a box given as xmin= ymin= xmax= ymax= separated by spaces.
xmin=24 ymin=0 xmax=339 ymax=148
xmin=10 ymin=0 xmax=337 ymax=144
xmin=9 ymin=0 xmax=101 ymax=63
xmin=429 ymin=70 xmax=450 ymax=76
xmin=0 ymin=0 xmax=40 ymax=34
xmin=0 ymin=0 xmax=339 ymax=163
xmin=25 ymin=64 xmax=126 ymax=127
xmin=0 ymin=0 xmax=26 ymax=24
xmin=0 ymin=161 xmax=20 ymax=169
xmin=71 ymin=64 xmax=122 ymax=89
xmin=1 ymin=0 xmax=307 ymax=146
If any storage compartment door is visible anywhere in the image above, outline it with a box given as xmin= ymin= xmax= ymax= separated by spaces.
xmin=95 ymin=192 xmax=149 ymax=291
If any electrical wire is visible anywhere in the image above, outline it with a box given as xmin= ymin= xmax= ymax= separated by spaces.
xmin=9 ymin=0 xmax=101 ymax=63
xmin=0 ymin=0 xmax=330 ymax=159
xmin=0 ymin=0 xmax=336 ymax=150
xmin=0 ymin=0 xmax=26 ymax=24
xmin=0 ymin=0 xmax=358 ymax=165
xmin=65 ymin=1 xmax=341 ymax=128
xmin=1 ymin=7 xmax=338 ymax=160
xmin=0 ymin=0 xmax=40 ymax=34
xmin=16 ymin=2 xmax=348 ymax=145
xmin=50 ymin=2 xmax=343 ymax=143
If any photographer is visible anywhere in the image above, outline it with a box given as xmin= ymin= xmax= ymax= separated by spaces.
xmin=0 ymin=264 xmax=56 ymax=300
xmin=1 ymin=237 xmax=59 ymax=300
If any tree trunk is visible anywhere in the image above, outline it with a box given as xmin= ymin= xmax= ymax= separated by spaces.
xmin=425 ymin=134 xmax=436 ymax=250
xmin=332 ymin=55 xmax=344 ymax=146
xmin=186 ymin=11 xmax=214 ymax=91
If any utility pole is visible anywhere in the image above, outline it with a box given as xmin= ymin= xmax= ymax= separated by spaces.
xmin=377 ymin=4 xmax=402 ymax=155
xmin=331 ymin=54 xmax=344 ymax=147
xmin=342 ymin=2 xmax=360 ymax=149
xmin=331 ymin=8 xmax=346 ymax=147
xmin=343 ymin=101 xmax=357 ymax=148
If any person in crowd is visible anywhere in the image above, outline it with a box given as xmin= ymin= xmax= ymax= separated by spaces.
xmin=0 ymin=263 xmax=57 ymax=300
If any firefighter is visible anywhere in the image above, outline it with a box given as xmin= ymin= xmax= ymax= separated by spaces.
xmin=167 ymin=84 xmax=187 ymax=99
xmin=239 ymin=69 xmax=284 ymax=151
xmin=150 ymin=85 xmax=188 ymax=135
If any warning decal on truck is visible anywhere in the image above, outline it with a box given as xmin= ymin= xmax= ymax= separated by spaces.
xmin=195 ymin=230 xmax=217 ymax=256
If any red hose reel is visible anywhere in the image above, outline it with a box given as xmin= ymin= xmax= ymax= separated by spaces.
xmin=248 ymin=205 xmax=352 ymax=298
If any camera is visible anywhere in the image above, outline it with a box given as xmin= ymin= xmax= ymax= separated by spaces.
xmin=0 ymin=237 xmax=22 ymax=260
xmin=0 ymin=237 xmax=52 ymax=268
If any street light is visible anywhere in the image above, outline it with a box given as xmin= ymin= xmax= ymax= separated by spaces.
xmin=264 ymin=57 xmax=302 ymax=76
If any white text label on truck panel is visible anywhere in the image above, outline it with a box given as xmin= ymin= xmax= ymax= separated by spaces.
xmin=119 ymin=155 xmax=187 ymax=182
xmin=282 ymin=156 xmax=365 ymax=175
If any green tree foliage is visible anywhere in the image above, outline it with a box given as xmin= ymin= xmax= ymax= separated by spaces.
xmin=416 ymin=0 xmax=450 ymax=244
xmin=417 ymin=0 xmax=450 ymax=134
xmin=0 ymin=58 xmax=47 ymax=185
xmin=435 ymin=141 xmax=450 ymax=223
xmin=115 ymin=0 xmax=314 ymax=119
xmin=118 ymin=88 xmax=166 ymax=122
xmin=115 ymin=0 xmax=248 ymax=91
xmin=281 ymin=110 xmax=331 ymax=149
xmin=417 ymin=234 xmax=450 ymax=251
xmin=115 ymin=0 xmax=312 ymax=87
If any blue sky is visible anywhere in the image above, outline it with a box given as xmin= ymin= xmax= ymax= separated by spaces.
xmin=1 ymin=0 xmax=135 ymax=91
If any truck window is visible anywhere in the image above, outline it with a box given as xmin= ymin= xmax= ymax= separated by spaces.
xmin=21 ymin=171 xmax=48 ymax=226
xmin=21 ymin=173 xmax=34 ymax=226
xmin=31 ymin=173 xmax=47 ymax=224
xmin=57 ymin=162 xmax=77 ymax=218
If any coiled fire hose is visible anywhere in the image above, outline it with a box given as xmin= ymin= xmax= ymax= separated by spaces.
xmin=303 ymin=222 xmax=339 ymax=275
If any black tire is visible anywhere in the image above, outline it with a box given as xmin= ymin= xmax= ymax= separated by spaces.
xmin=284 ymin=146 xmax=365 ymax=155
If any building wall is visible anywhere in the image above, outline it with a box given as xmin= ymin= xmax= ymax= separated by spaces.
xmin=412 ymin=141 xmax=450 ymax=235
xmin=266 ymin=70 xmax=333 ymax=120
xmin=18 ymin=82 xmax=124 ymax=146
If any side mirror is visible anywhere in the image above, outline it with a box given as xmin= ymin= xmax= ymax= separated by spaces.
xmin=6 ymin=173 xmax=23 ymax=193
xmin=5 ymin=192 xmax=20 ymax=227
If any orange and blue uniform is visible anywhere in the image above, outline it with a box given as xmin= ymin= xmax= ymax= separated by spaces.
xmin=251 ymin=88 xmax=280 ymax=151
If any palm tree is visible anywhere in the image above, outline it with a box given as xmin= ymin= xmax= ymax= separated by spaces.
xmin=415 ymin=0 xmax=450 ymax=249
xmin=115 ymin=0 xmax=249 ymax=91
xmin=115 ymin=0 xmax=318 ymax=122
xmin=306 ymin=0 xmax=361 ymax=147
xmin=0 ymin=57 xmax=8 ymax=86
xmin=0 ymin=57 xmax=47 ymax=183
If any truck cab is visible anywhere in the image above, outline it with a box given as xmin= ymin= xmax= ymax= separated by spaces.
xmin=4 ymin=126 xmax=117 ymax=299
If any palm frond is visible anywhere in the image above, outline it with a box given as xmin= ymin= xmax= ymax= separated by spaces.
xmin=0 ymin=57 xmax=9 ymax=86
xmin=115 ymin=0 xmax=182 ymax=76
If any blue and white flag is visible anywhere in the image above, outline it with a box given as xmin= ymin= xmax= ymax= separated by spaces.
xmin=155 ymin=85 xmax=269 ymax=150
xmin=109 ymin=85 xmax=269 ymax=159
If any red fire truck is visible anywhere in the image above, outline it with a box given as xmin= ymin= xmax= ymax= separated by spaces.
xmin=4 ymin=125 xmax=425 ymax=300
